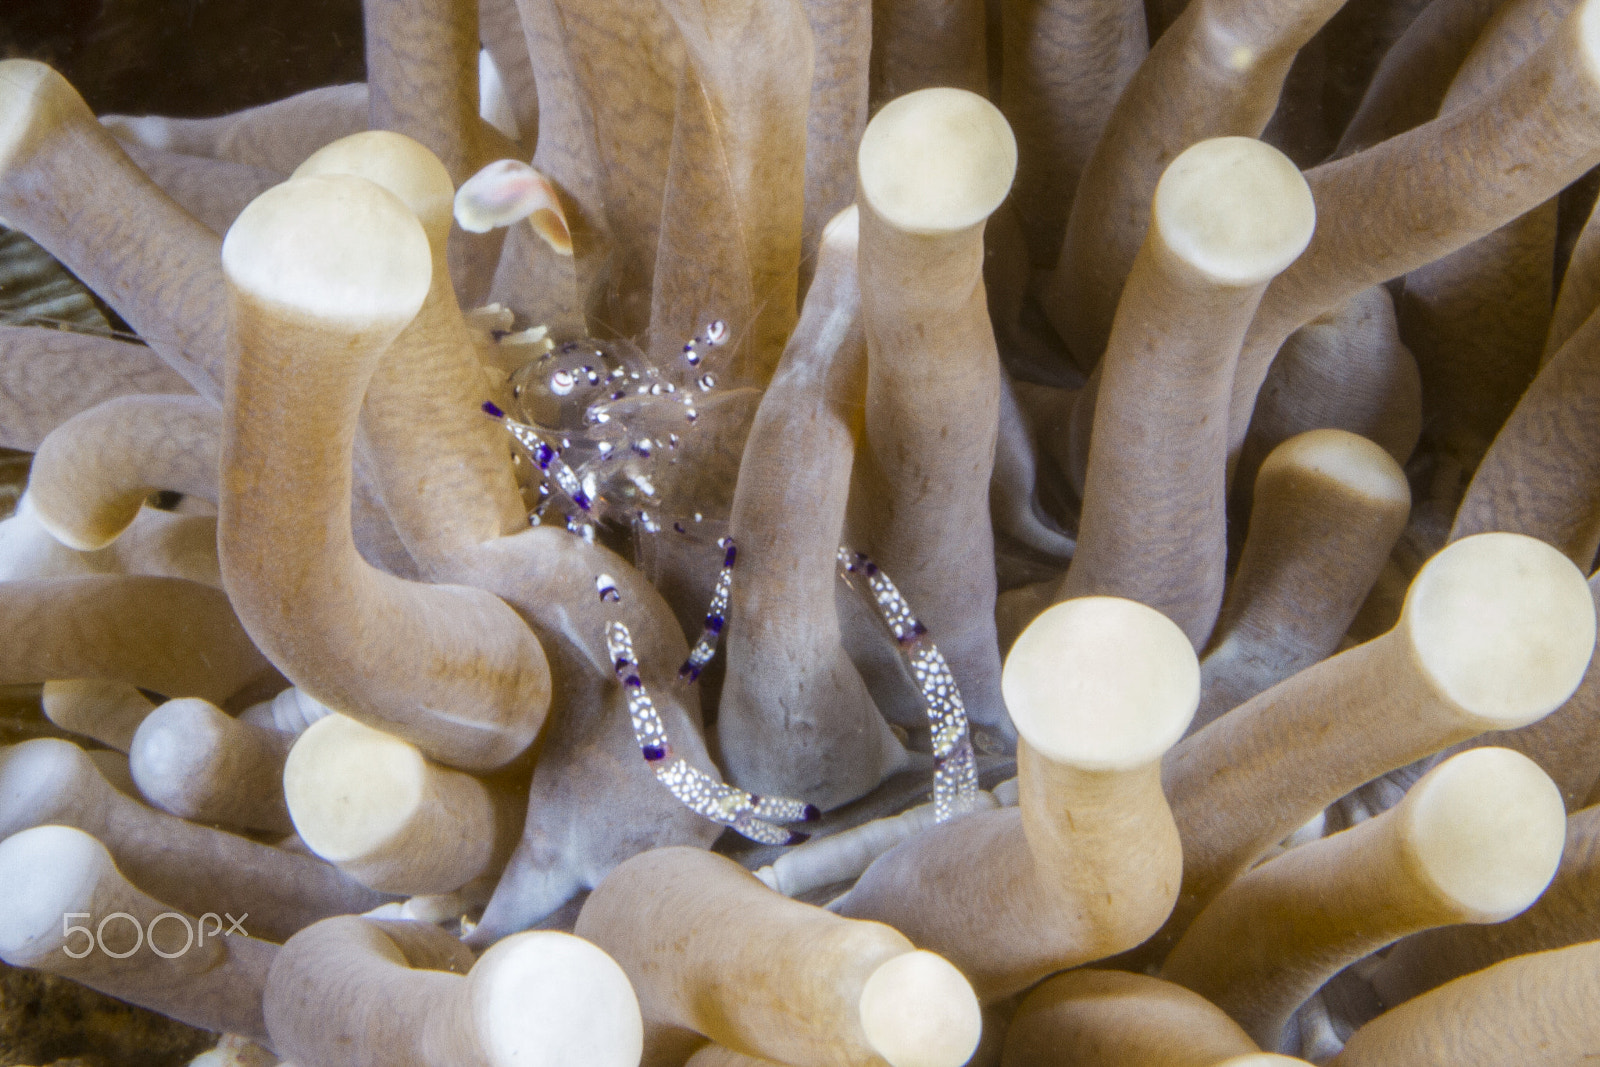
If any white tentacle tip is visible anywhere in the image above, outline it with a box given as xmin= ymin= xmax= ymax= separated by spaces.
xmin=472 ymin=930 xmax=643 ymax=1067
xmin=0 ymin=61 xmax=78 ymax=173
xmin=224 ymin=174 xmax=433 ymax=330
xmin=1003 ymin=598 xmax=1198 ymax=771
xmin=859 ymin=950 xmax=982 ymax=1067
xmin=1153 ymin=136 xmax=1314 ymax=287
xmin=455 ymin=159 xmax=573 ymax=256
xmin=1403 ymin=532 xmax=1596 ymax=727
xmin=857 ymin=88 xmax=1017 ymax=235
xmin=0 ymin=825 xmax=109 ymax=963
xmin=1578 ymin=0 xmax=1600 ymax=87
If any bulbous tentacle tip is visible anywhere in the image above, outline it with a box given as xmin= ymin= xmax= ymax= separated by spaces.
xmin=1578 ymin=0 xmax=1600 ymax=86
xmin=1402 ymin=532 xmax=1596 ymax=728
xmin=859 ymin=950 xmax=983 ymax=1067
xmin=0 ymin=60 xmax=94 ymax=178
xmin=857 ymin=87 xmax=1017 ymax=235
xmin=1003 ymin=597 xmax=1198 ymax=771
xmin=293 ymin=129 xmax=456 ymax=247
xmin=1153 ymin=136 xmax=1315 ymax=288
xmin=223 ymin=173 xmax=433 ymax=336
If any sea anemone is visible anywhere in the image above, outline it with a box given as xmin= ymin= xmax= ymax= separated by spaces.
xmin=3 ymin=0 xmax=1600 ymax=1062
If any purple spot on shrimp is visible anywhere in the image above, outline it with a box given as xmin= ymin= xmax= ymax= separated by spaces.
xmin=864 ymin=562 xmax=878 ymax=576
xmin=705 ymin=615 xmax=724 ymax=634
xmin=678 ymin=662 xmax=702 ymax=682
xmin=573 ymin=491 xmax=592 ymax=511
xmin=614 ymin=657 xmax=631 ymax=671
xmin=801 ymin=804 xmax=821 ymax=823
xmin=723 ymin=545 xmax=738 ymax=568
xmin=624 ymin=675 xmax=642 ymax=688
xmin=642 ymin=744 xmax=667 ymax=762
xmin=482 ymin=400 xmax=505 ymax=419
xmin=783 ymin=830 xmax=811 ymax=846
xmin=534 ymin=443 xmax=555 ymax=468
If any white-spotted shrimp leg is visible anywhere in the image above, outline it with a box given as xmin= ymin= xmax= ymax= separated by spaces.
xmin=607 ymin=620 xmax=819 ymax=845
xmin=838 ymin=547 xmax=981 ymax=822
xmin=679 ymin=537 xmax=737 ymax=683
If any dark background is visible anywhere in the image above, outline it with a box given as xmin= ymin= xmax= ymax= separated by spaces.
xmin=0 ymin=0 xmax=365 ymax=117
